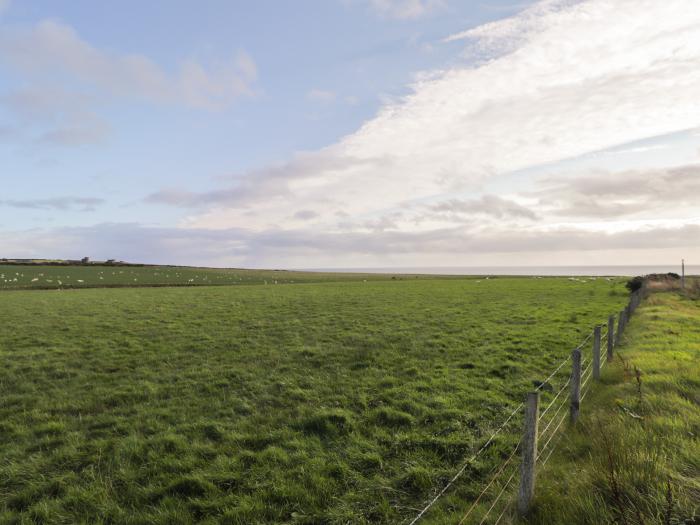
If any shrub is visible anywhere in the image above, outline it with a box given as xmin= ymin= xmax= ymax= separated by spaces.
xmin=626 ymin=276 xmax=645 ymax=292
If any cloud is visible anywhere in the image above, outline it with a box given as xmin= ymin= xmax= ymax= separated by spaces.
xmin=0 ymin=197 xmax=104 ymax=211
xmin=444 ymin=0 xmax=581 ymax=48
xmin=0 ymin=0 xmax=10 ymax=15
xmin=0 ymin=88 xmax=111 ymax=146
xmin=7 ymin=0 xmax=699 ymax=266
xmin=151 ymin=0 xmax=700 ymax=241
xmin=146 ymin=150 xmax=391 ymax=213
xmin=0 ymin=20 xmax=257 ymax=109
xmin=2 ymin=220 xmax=699 ymax=267
xmin=293 ymin=210 xmax=319 ymax=221
xmin=427 ymin=195 xmax=539 ymax=220
xmin=533 ymin=164 xmax=700 ymax=219
xmin=602 ymin=144 xmax=670 ymax=156
xmin=357 ymin=0 xmax=446 ymax=19
xmin=307 ymin=89 xmax=337 ymax=103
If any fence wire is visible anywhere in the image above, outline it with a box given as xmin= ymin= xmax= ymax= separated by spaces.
xmin=406 ymin=401 xmax=523 ymax=525
xmin=477 ymin=466 xmax=518 ymax=525
xmin=457 ymin=438 xmax=522 ymax=525
xmin=407 ymin=299 xmax=638 ymax=524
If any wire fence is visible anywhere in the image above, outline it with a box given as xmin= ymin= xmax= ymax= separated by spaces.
xmin=405 ymin=286 xmax=646 ymax=525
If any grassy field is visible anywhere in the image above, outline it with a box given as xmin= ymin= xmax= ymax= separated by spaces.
xmin=0 ymin=264 xmax=463 ymax=290
xmin=526 ymin=290 xmax=700 ymax=525
xmin=0 ymin=275 xmax=629 ymax=524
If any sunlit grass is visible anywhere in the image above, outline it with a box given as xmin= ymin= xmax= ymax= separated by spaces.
xmin=0 ymin=277 xmax=628 ymax=523
xmin=524 ymin=291 xmax=700 ymax=525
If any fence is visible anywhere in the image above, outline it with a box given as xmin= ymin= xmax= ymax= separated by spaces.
xmin=408 ymin=286 xmax=646 ymax=525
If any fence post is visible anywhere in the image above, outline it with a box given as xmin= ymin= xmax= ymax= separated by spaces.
xmin=593 ymin=325 xmax=601 ymax=381
xmin=570 ymin=348 xmax=581 ymax=423
xmin=607 ymin=315 xmax=614 ymax=360
xmin=682 ymin=259 xmax=685 ymax=290
xmin=518 ymin=391 xmax=539 ymax=516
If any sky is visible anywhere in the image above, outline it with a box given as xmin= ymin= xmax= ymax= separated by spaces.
xmin=1 ymin=0 xmax=699 ymax=268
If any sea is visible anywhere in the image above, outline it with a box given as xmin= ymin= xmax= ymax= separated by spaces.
xmin=306 ymin=265 xmax=699 ymax=277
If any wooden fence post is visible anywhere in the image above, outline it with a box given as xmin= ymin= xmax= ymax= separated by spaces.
xmin=518 ymin=391 xmax=539 ymax=516
xmin=682 ymin=259 xmax=685 ymax=290
xmin=570 ymin=348 xmax=581 ymax=423
xmin=593 ymin=325 xmax=601 ymax=381
xmin=607 ymin=315 xmax=614 ymax=360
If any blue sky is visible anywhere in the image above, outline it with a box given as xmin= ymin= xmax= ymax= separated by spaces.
xmin=1 ymin=1 xmax=533 ymax=225
xmin=1 ymin=0 xmax=700 ymax=267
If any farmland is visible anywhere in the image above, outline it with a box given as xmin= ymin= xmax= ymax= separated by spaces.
xmin=0 ymin=273 xmax=629 ymax=523
xmin=0 ymin=264 xmax=460 ymax=291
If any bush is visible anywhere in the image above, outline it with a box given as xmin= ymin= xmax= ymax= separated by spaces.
xmin=626 ymin=276 xmax=644 ymax=292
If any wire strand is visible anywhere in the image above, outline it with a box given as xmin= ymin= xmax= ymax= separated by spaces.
xmin=538 ymin=376 xmax=571 ymax=421
xmin=407 ymin=402 xmax=523 ymax=525
xmin=457 ymin=438 xmax=521 ymax=525
xmin=478 ymin=467 xmax=518 ymax=525
xmin=538 ymin=409 xmax=568 ymax=461
xmin=575 ymin=330 xmax=594 ymax=350
xmin=535 ymin=354 xmax=571 ymax=391
xmin=407 ymin=314 xmax=625 ymax=524
xmin=538 ymin=390 xmax=568 ymax=444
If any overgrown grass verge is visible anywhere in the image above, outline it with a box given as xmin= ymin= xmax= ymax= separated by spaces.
xmin=523 ymin=291 xmax=700 ymax=525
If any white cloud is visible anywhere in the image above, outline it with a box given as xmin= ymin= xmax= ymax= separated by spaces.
xmin=3 ymin=220 xmax=700 ymax=268
xmin=532 ymin=164 xmax=700 ymax=219
xmin=162 ymin=0 xmax=700 ymax=243
xmin=603 ymin=144 xmax=670 ymax=156
xmin=444 ymin=0 xmax=581 ymax=47
xmin=0 ymin=20 xmax=257 ymax=109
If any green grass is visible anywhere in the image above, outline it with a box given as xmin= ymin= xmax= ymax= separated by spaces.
xmin=0 ymin=277 xmax=629 ymax=523
xmin=523 ymin=291 xmax=700 ymax=525
xmin=0 ymin=264 xmax=466 ymax=290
